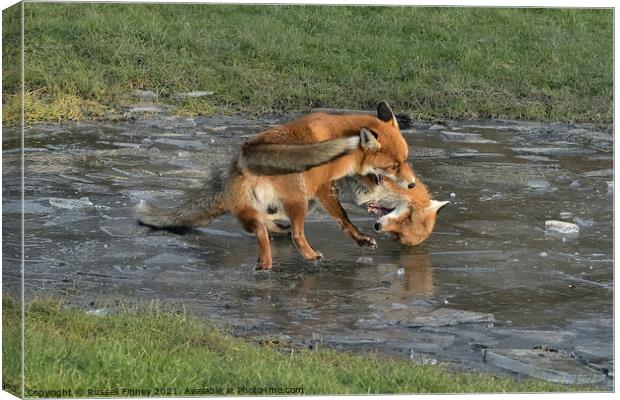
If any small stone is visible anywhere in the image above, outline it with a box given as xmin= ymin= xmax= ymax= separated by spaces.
xmin=396 ymin=267 xmax=405 ymax=276
xmin=569 ymin=180 xmax=581 ymax=190
xmin=559 ymin=211 xmax=573 ymax=220
xmin=607 ymin=181 xmax=613 ymax=192
xmin=545 ymin=220 xmax=580 ymax=237
xmin=450 ymin=192 xmax=456 ymax=199
xmin=356 ymin=256 xmax=374 ymax=264
xmin=540 ymin=252 xmax=548 ymax=258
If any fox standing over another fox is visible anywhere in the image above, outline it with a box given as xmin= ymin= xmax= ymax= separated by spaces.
xmin=137 ymin=102 xmax=417 ymax=270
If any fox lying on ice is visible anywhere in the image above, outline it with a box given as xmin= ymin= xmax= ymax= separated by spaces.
xmin=137 ymin=102 xmax=417 ymax=270
xmin=349 ymin=173 xmax=449 ymax=246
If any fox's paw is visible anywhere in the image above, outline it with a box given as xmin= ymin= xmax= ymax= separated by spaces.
xmin=355 ymin=234 xmax=377 ymax=249
xmin=301 ymin=251 xmax=323 ymax=261
xmin=254 ymin=263 xmax=273 ymax=272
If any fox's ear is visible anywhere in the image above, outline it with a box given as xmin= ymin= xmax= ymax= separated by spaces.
xmin=377 ymin=101 xmax=398 ymax=127
xmin=428 ymin=200 xmax=450 ymax=214
xmin=360 ymin=128 xmax=381 ymax=151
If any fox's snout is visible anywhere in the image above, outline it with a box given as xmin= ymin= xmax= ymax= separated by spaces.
xmin=395 ymin=165 xmax=416 ymax=189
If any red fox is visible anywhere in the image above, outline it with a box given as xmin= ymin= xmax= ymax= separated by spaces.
xmin=137 ymin=102 xmax=416 ymax=270
xmin=351 ymin=173 xmax=449 ymax=246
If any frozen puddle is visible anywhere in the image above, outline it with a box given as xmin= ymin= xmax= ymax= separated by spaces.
xmin=2 ymin=116 xmax=613 ymax=387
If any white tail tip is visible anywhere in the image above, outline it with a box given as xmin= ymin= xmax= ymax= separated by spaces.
xmin=345 ymin=135 xmax=362 ymax=150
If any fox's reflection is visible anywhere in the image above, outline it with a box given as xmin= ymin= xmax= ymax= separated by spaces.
xmin=289 ymin=249 xmax=435 ymax=302
xmin=283 ymin=249 xmax=435 ymax=335
xmin=396 ymin=249 xmax=434 ymax=298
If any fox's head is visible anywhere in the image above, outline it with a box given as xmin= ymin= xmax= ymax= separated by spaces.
xmin=354 ymin=175 xmax=449 ymax=246
xmin=356 ymin=102 xmax=417 ymax=190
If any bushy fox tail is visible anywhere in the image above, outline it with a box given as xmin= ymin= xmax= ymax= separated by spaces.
xmin=137 ymin=175 xmax=228 ymax=228
xmin=239 ymin=136 xmax=360 ymax=175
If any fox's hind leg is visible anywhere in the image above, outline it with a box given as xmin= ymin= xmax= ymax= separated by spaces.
xmin=236 ymin=208 xmax=272 ymax=270
xmin=284 ymin=201 xmax=323 ymax=261
xmin=316 ymin=183 xmax=377 ymax=248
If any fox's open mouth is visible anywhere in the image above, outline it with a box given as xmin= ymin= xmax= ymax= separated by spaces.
xmin=368 ymin=173 xmax=384 ymax=185
xmin=365 ymin=202 xmax=394 ymax=217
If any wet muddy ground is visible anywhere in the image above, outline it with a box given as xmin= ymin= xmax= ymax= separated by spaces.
xmin=2 ymin=114 xmax=613 ymax=387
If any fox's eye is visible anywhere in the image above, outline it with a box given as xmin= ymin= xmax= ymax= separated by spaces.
xmin=391 ymin=164 xmax=399 ymax=170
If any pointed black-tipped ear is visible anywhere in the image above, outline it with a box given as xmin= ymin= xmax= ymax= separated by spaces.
xmin=377 ymin=101 xmax=395 ymax=123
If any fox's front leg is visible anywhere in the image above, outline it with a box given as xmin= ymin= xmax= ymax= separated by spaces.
xmin=316 ymin=183 xmax=377 ymax=248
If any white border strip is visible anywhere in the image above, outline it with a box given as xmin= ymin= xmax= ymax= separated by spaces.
xmin=20 ymin=1 xmax=25 ymax=398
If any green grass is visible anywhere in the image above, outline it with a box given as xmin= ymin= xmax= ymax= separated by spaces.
xmin=2 ymin=5 xmax=613 ymax=125
xmin=2 ymin=298 xmax=597 ymax=396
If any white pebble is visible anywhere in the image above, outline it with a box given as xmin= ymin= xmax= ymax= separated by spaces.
xmin=545 ymin=220 xmax=580 ymax=235
xmin=450 ymin=192 xmax=456 ymax=198
xmin=540 ymin=252 xmax=548 ymax=257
